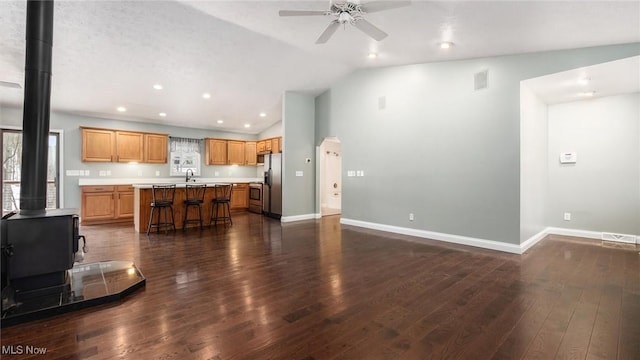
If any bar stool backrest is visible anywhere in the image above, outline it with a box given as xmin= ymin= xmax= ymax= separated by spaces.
xmin=213 ymin=184 xmax=233 ymax=202
xmin=185 ymin=184 xmax=207 ymax=203
xmin=151 ymin=184 xmax=176 ymax=206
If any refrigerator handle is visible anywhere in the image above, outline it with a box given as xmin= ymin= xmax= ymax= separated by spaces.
xmin=267 ymin=168 xmax=273 ymax=187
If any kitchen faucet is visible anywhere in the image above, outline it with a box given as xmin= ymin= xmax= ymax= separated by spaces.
xmin=185 ymin=168 xmax=194 ymax=182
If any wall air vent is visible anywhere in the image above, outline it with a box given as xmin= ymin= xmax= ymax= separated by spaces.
xmin=474 ymin=70 xmax=488 ymax=90
xmin=601 ymin=232 xmax=637 ymax=244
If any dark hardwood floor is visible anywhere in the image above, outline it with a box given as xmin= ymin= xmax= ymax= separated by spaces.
xmin=1 ymin=212 xmax=639 ymax=359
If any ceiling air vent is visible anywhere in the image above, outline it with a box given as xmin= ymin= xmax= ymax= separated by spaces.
xmin=474 ymin=70 xmax=488 ymax=91
xmin=601 ymin=232 xmax=637 ymax=244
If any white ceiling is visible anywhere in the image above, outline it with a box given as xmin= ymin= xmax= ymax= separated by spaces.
xmin=1 ymin=1 xmax=639 ymax=134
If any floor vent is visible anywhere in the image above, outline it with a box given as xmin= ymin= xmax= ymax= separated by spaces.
xmin=601 ymin=232 xmax=637 ymax=244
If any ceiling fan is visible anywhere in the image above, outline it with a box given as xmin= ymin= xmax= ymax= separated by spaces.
xmin=279 ymin=0 xmax=411 ymax=44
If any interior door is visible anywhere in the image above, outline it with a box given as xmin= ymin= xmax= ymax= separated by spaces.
xmin=1 ymin=129 xmax=60 ymax=215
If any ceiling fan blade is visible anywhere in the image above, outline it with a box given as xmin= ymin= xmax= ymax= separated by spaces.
xmin=279 ymin=10 xmax=329 ymax=17
xmin=353 ymin=19 xmax=388 ymax=41
xmin=316 ymin=21 xmax=340 ymax=44
xmin=0 ymin=81 xmax=22 ymax=89
xmin=360 ymin=1 xmax=411 ymax=14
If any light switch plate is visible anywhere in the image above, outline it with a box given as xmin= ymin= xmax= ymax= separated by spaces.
xmin=296 ymin=171 xmax=303 ymax=177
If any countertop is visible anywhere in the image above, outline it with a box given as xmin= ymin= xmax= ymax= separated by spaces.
xmin=78 ymin=177 xmax=263 ymax=187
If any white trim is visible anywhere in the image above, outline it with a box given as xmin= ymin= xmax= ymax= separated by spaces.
xmin=548 ymin=227 xmax=638 ymax=244
xmin=546 ymin=227 xmax=601 ymax=240
xmin=520 ymin=227 xmax=550 ymax=254
xmin=340 ymin=218 xmax=522 ymax=254
xmin=315 ymin=213 xmax=322 ymax=219
xmin=55 ymin=128 xmax=64 ymax=208
xmin=280 ymin=213 xmax=318 ymax=223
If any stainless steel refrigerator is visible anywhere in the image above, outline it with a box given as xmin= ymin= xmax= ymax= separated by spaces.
xmin=263 ymin=153 xmax=282 ymax=219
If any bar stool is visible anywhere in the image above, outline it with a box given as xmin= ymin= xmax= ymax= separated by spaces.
xmin=146 ymin=184 xmax=176 ymax=235
xmin=210 ymin=184 xmax=233 ymax=226
xmin=183 ymin=184 xmax=207 ymax=231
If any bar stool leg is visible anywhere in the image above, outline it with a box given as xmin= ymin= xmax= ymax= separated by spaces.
xmin=146 ymin=206 xmax=155 ymax=236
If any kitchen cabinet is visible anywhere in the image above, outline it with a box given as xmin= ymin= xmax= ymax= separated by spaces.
xmin=264 ymin=139 xmax=272 ymax=152
xmin=115 ymin=185 xmax=135 ymax=218
xmin=272 ymin=137 xmax=281 ymax=154
xmin=115 ymin=131 xmax=144 ymax=162
xmin=81 ymin=185 xmax=134 ymax=224
xmin=206 ymin=139 xmax=227 ymax=165
xmin=245 ymin=142 xmax=257 ymax=165
xmin=257 ymin=141 xmax=265 ymax=153
xmin=144 ymin=133 xmax=167 ymax=163
xmin=82 ymin=128 xmax=115 ymax=162
xmin=81 ymin=127 xmax=166 ymax=163
xmin=230 ymin=183 xmax=248 ymax=209
xmin=227 ymin=140 xmax=246 ymax=165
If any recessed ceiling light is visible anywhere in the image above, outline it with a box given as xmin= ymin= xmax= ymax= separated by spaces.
xmin=117 ymin=106 xmax=126 ymax=112
xmin=367 ymin=52 xmax=377 ymax=59
xmin=581 ymin=91 xmax=596 ymax=97
xmin=244 ymin=124 xmax=251 ymax=128
xmin=439 ymin=41 xmax=454 ymax=49
xmin=153 ymin=84 xmax=163 ymax=90
xmin=202 ymin=93 xmax=211 ymax=99
xmin=217 ymin=119 xmax=224 ymax=124
xmin=159 ymin=112 xmax=167 ymax=117
xmin=577 ymin=77 xmax=590 ymax=86
xmin=259 ymin=112 xmax=266 ymax=117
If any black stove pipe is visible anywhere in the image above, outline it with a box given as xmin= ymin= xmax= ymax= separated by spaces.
xmin=19 ymin=0 xmax=54 ymax=215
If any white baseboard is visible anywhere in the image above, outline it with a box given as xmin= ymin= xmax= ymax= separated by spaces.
xmin=520 ymin=228 xmax=550 ymax=254
xmin=338 ymin=220 xmax=639 ymax=255
xmin=280 ymin=214 xmax=319 ymax=223
xmin=340 ymin=218 xmax=522 ymax=254
xmin=548 ymin=227 xmax=638 ymax=244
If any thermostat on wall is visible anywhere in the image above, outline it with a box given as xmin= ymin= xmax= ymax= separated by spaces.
xmin=559 ymin=152 xmax=577 ymax=164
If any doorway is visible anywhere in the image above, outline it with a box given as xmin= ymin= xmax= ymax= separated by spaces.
xmin=1 ymin=129 xmax=60 ymax=215
xmin=319 ymin=137 xmax=342 ymax=217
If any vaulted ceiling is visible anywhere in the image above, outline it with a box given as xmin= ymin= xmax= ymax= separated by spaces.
xmin=1 ymin=1 xmax=639 ymax=133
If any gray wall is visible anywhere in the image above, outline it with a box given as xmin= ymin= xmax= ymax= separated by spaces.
xmin=547 ymin=93 xmax=640 ymax=235
xmin=0 ymin=106 xmax=260 ymax=209
xmin=315 ymin=43 xmax=640 ymax=244
xmin=520 ymin=85 xmax=549 ymax=242
xmin=282 ymin=92 xmax=315 ymax=217
xmin=258 ymin=120 xmax=282 ymax=139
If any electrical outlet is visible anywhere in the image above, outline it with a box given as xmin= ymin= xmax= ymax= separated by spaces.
xmin=155 ymin=171 xmax=160 ymax=176
xmin=564 ymin=212 xmax=571 ymax=221
xmin=409 ymin=213 xmax=414 ymax=221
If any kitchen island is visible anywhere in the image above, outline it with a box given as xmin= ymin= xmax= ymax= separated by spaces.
xmin=78 ymin=178 xmax=261 ymax=232
xmin=132 ymin=179 xmax=261 ymax=233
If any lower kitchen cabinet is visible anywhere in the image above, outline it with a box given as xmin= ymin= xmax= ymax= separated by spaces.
xmin=230 ymin=183 xmax=248 ymax=209
xmin=81 ymin=185 xmax=134 ymax=224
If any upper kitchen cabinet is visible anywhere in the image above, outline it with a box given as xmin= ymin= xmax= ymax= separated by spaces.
xmin=272 ymin=137 xmax=281 ymax=153
xmin=206 ymin=138 xmax=227 ymax=165
xmin=82 ymin=128 xmax=115 ymax=162
xmin=227 ymin=141 xmax=246 ymax=165
xmin=264 ymin=139 xmax=272 ymax=152
xmin=115 ymin=131 xmax=144 ymax=162
xmin=245 ymin=141 xmax=257 ymax=165
xmin=81 ymin=127 xmax=167 ymax=163
xmin=144 ymin=133 xmax=168 ymax=163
